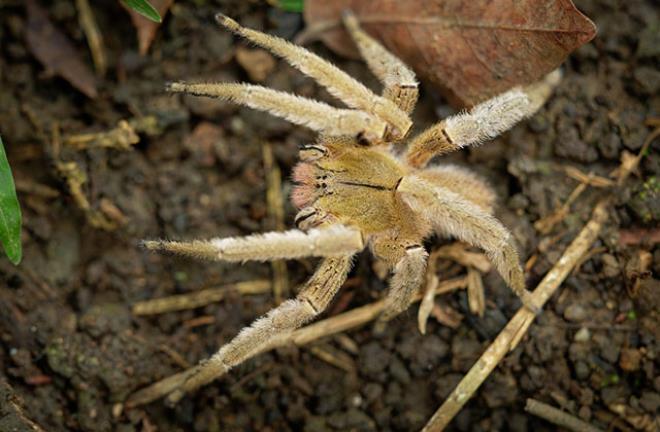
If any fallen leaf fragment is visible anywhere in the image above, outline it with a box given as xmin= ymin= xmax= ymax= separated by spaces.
xmin=126 ymin=0 xmax=175 ymax=55
xmin=303 ymin=0 xmax=596 ymax=106
xmin=25 ymin=0 xmax=98 ymax=98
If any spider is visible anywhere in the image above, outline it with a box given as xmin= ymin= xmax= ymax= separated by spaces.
xmin=144 ymin=12 xmax=560 ymax=402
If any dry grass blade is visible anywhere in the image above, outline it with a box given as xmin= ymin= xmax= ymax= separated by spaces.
xmin=421 ymin=199 xmax=609 ymax=431
xmin=76 ymin=0 xmax=107 ymax=76
xmin=534 ymin=182 xmax=587 ymax=234
xmin=263 ymin=143 xmax=290 ymax=303
xmin=308 ymin=343 xmax=356 ymax=373
xmin=466 ymin=267 xmax=485 ymax=317
xmin=525 ymin=399 xmax=604 ymax=432
xmin=132 ymin=279 xmax=271 ymax=315
xmin=64 ymin=120 xmax=139 ymax=151
xmin=418 ymin=276 xmax=467 ymax=334
xmin=612 ymin=124 xmax=659 ymax=185
xmin=434 ymin=243 xmax=491 ymax=273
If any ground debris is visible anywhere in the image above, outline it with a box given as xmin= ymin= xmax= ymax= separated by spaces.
xmin=25 ymin=0 xmax=97 ymax=98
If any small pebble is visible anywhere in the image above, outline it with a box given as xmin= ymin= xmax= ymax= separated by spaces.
xmin=564 ymin=304 xmax=588 ymax=322
xmin=578 ymin=405 xmax=592 ymax=421
xmin=574 ymin=361 xmax=590 ymax=380
xmin=574 ymin=327 xmax=591 ymax=342
xmin=639 ymin=391 xmax=660 ymax=412
xmin=619 ymin=348 xmax=642 ymax=372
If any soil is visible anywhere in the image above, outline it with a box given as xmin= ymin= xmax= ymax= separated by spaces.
xmin=0 ymin=0 xmax=658 ymax=431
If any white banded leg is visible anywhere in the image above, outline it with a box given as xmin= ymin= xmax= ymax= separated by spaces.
xmin=215 ymin=14 xmax=412 ymax=139
xmin=143 ymin=225 xmax=364 ymax=262
xmin=167 ymin=82 xmax=386 ymax=138
xmin=342 ymin=10 xmax=418 ymax=116
xmin=167 ymin=256 xmax=353 ymax=402
xmin=406 ymin=70 xmax=561 ymax=168
xmin=380 ymin=246 xmax=428 ymax=321
xmin=398 ymin=176 xmax=537 ymax=311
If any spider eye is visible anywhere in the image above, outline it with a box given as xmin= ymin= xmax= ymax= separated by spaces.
xmin=386 ymin=125 xmax=402 ymax=140
xmin=298 ymin=144 xmax=327 ymax=161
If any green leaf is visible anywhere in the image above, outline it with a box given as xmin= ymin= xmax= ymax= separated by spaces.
xmin=278 ymin=0 xmax=304 ymax=13
xmin=0 ymin=136 xmax=22 ymax=265
xmin=122 ymin=0 xmax=162 ymax=23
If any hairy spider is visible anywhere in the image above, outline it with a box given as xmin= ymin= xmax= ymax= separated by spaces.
xmin=145 ymin=12 xmax=560 ymax=401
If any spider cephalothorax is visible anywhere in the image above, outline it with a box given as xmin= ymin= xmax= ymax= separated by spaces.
xmin=145 ymin=12 xmax=560 ymax=402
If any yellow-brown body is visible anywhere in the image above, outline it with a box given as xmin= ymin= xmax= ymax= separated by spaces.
xmin=291 ymin=137 xmax=496 ymax=266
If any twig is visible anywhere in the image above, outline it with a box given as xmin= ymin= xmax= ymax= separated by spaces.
xmin=64 ymin=120 xmax=139 ymax=150
xmin=534 ymin=181 xmax=587 ymax=234
xmin=76 ymin=0 xmax=107 ymax=76
xmin=263 ymin=142 xmax=289 ymax=304
xmin=14 ymin=179 xmax=59 ymax=198
xmin=55 ymin=160 xmax=118 ymax=230
xmin=612 ymin=124 xmax=659 ymax=185
xmin=466 ymin=267 xmax=485 ymax=317
xmin=308 ymin=344 xmax=356 ymax=373
xmin=418 ymin=276 xmax=467 ymax=334
xmin=434 ymin=243 xmax=491 ymax=273
xmin=525 ymin=398 xmax=604 ymax=432
xmin=608 ymin=403 xmax=660 ymax=432
xmin=421 ymin=199 xmax=609 ymax=432
xmin=430 ymin=302 xmax=464 ymax=329
xmin=158 ymin=345 xmax=191 ymax=369
xmin=182 ymin=315 xmax=216 ymax=329
xmin=1 ymin=382 xmax=47 ymax=431
xmin=564 ymin=166 xmax=614 ymax=187
xmin=593 ymin=410 xmax=635 ymax=432
xmin=536 ymin=166 xmax=613 ymax=235
xmin=132 ymin=280 xmax=271 ymax=315
xmin=618 ymin=227 xmax=660 ymax=246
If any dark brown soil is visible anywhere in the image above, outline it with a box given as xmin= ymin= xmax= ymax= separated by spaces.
xmin=1 ymin=1 xmax=658 ymax=431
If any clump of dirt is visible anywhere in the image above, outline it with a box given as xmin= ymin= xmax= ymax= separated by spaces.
xmin=0 ymin=0 xmax=658 ymax=431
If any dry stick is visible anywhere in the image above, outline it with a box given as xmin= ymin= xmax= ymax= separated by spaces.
xmin=418 ymin=276 xmax=467 ymax=334
xmin=613 ymin=124 xmax=659 ymax=185
xmin=466 ymin=267 xmax=485 ymax=317
xmin=308 ymin=344 xmax=357 ymax=373
xmin=421 ymin=200 xmax=609 ymax=431
xmin=525 ymin=399 xmax=604 ymax=432
xmin=64 ymin=120 xmax=139 ymax=150
xmin=262 ymin=143 xmax=290 ymax=304
xmin=536 ymin=166 xmax=613 ymax=235
xmin=132 ymin=280 xmax=271 ymax=315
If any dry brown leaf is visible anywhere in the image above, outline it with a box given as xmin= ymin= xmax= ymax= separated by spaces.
xmin=126 ymin=0 xmax=175 ymax=55
xmin=302 ymin=0 xmax=596 ymax=106
xmin=25 ymin=0 xmax=98 ymax=98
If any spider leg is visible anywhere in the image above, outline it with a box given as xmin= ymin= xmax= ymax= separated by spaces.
xmin=380 ymin=246 xmax=428 ymax=321
xmin=143 ymin=225 xmax=364 ymax=262
xmin=406 ymin=70 xmax=562 ymax=168
xmin=215 ymin=14 xmax=412 ymax=140
xmin=342 ymin=10 xmax=418 ymax=116
xmin=167 ymin=82 xmax=386 ymax=138
xmin=166 ymin=256 xmax=353 ymax=403
xmin=398 ymin=176 xmax=538 ymax=312
xmin=417 ymin=165 xmax=496 ymax=214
